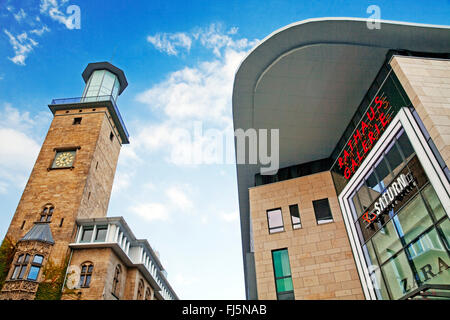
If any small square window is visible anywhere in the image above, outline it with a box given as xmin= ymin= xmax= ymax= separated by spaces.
xmin=289 ymin=204 xmax=301 ymax=229
xmin=267 ymin=208 xmax=284 ymax=234
xmin=73 ymin=117 xmax=82 ymax=125
xmin=312 ymin=198 xmax=334 ymax=225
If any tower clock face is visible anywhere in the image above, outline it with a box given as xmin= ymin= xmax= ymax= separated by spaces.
xmin=52 ymin=151 xmax=76 ymax=168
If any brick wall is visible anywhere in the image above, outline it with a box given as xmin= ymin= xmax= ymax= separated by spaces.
xmin=391 ymin=56 xmax=450 ymax=169
xmin=249 ymin=171 xmax=364 ymax=300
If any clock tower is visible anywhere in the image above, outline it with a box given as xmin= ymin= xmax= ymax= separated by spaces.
xmin=0 ymin=62 xmax=129 ymax=299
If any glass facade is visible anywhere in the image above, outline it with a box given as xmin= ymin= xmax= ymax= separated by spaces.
xmin=82 ymin=70 xmax=120 ymax=101
xmin=348 ymin=129 xmax=450 ymax=300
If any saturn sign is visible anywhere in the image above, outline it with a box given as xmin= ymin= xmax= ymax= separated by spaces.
xmin=362 ymin=172 xmax=416 ymax=225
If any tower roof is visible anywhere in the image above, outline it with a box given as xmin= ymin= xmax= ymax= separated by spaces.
xmin=19 ymin=222 xmax=55 ymax=244
xmin=82 ymin=62 xmax=128 ymax=95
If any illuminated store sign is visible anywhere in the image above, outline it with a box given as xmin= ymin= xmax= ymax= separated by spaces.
xmin=330 ymin=72 xmax=412 ymax=195
xmin=362 ymin=172 xmax=416 ymax=224
xmin=338 ymin=96 xmax=392 ymax=180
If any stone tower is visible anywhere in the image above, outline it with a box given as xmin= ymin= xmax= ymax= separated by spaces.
xmin=0 ymin=62 xmax=129 ymax=299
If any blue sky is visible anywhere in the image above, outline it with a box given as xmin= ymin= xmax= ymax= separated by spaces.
xmin=0 ymin=0 xmax=449 ymax=299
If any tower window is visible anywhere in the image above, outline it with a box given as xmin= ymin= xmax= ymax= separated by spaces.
xmin=59 ymin=218 xmax=64 ymax=227
xmin=11 ymin=254 xmax=29 ymax=280
xmin=110 ymin=132 xmax=114 ymax=141
xmin=20 ymin=220 xmax=26 ymax=230
xmin=112 ymin=265 xmax=122 ymax=297
xmin=39 ymin=205 xmax=54 ymax=222
xmin=11 ymin=253 xmax=44 ymax=281
xmin=79 ymin=262 xmax=94 ymax=288
xmin=73 ymin=117 xmax=82 ymax=125
xmin=137 ymin=279 xmax=144 ymax=300
xmin=145 ymin=288 xmax=152 ymax=300
xmin=27 ymin=255 xmax=44 ymax=281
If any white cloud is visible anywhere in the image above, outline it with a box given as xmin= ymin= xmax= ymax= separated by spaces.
xmin=4 ymin=30 xmax=39 ymax=66
xmin=165 ymin=185 xmax=193 ymax=211
xmin=130 ymin=202 xmax=170 ymax=222
xmin=13 ymin=8 xmax=27 ymax=22
xmin=219 ymin=211 xmax=239 ymax=223
xmin=0 ymin=128 xmax=39 ymax=169
xmin=147 ymin=32 xmax=192 ymax=56
xmin=30 ymin=25 xmax=50 ymax=36
xmin=134 ymin=26 xmax=258 ymax=165
xmin=0 ymin=103 xmax=50 ymax=193
xmin=39 ymin=0 xmax=75 ymax=29
xmin=0 ymin=105 xmax=44 ymax=190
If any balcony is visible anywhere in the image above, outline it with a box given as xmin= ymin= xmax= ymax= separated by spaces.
xmin=49 ymin=95 xmax=129 ymax=144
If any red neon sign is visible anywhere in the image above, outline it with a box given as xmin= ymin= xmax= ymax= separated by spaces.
xmin=337 ymin=96 xmax=392 ymax=180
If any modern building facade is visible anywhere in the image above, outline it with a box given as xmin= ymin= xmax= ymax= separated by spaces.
xmin=0 ymin=62 xmax=177 ymax=300
xmin=233 ymin=18 xmax=450 ymax=300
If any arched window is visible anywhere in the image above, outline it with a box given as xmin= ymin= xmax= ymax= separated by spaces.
xmin=137 ymin=279 xmax=144 ymax=300
xmin=145 ymin=287 xmax=152 ymax=300
xmin=112 ymin=265 xmax=121 ymax=297
xmin=39 ymin=204 xmax=54 ymax=222
xmin=10 ymin=253 xmax=43 ymax=281
xmin=79 ymin=262 xmax=93 ymax=288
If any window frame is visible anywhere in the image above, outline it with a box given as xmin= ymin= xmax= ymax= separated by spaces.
xmin=111 ymin=264 xmax=122 ymax=298
xmin=289 ymin=204 xmax=302 ymax=230
xmin=266 ymin=208 xmax=285 ymax=234
xmin=79 ymin=262 xmax=94 ymax=288
xmin=271 ymin=248 xmax=295 ymax=300
xmin=312 ymin=198 xmax=334 ymax=225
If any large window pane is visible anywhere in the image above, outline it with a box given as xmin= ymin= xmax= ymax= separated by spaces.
xmin=370 ymin=268 xmax=391 ymax=300
xmin=80 ymin=226 xmax=94 ymax=243
xmin=27 ymin=266 xmax=40 ymax=281
xmin=381 ymin=251 xmax=417 ymax=300
xmin=385 ymin=142 xmax=404 ymax=177
xmin=272 ymin=249 xmax=292 ymax=278
xmin=363 ymin=241 xmax=379 ymax=269
xmin=438 ymin=219 xmax=450 ymax=250
xmin=372 ymin=220 xmax=402 ymax=263
xmin=393 ymin=195 xmax=433 ymax=244
xmin=95 ymin=226 xmax=108 ymax=242
xmin=397 ymin=131 xmax=415 ymax=162
xmin=422 ymin=184 xmax=447 ymax=221
xmin=374 ymin=157 xmax=392 ymax=190
xmin=350 ymin=191 xmax=363 ymax=220
xmin=407 ymin=228 xmax=450 ymax=286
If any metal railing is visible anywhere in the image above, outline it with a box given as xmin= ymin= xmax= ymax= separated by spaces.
xmin=50 ymin=95 xmax=129 ymax=138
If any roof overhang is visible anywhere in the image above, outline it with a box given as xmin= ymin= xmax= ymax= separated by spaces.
xmin=232 ymin=17 xmax=450 ymax=296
